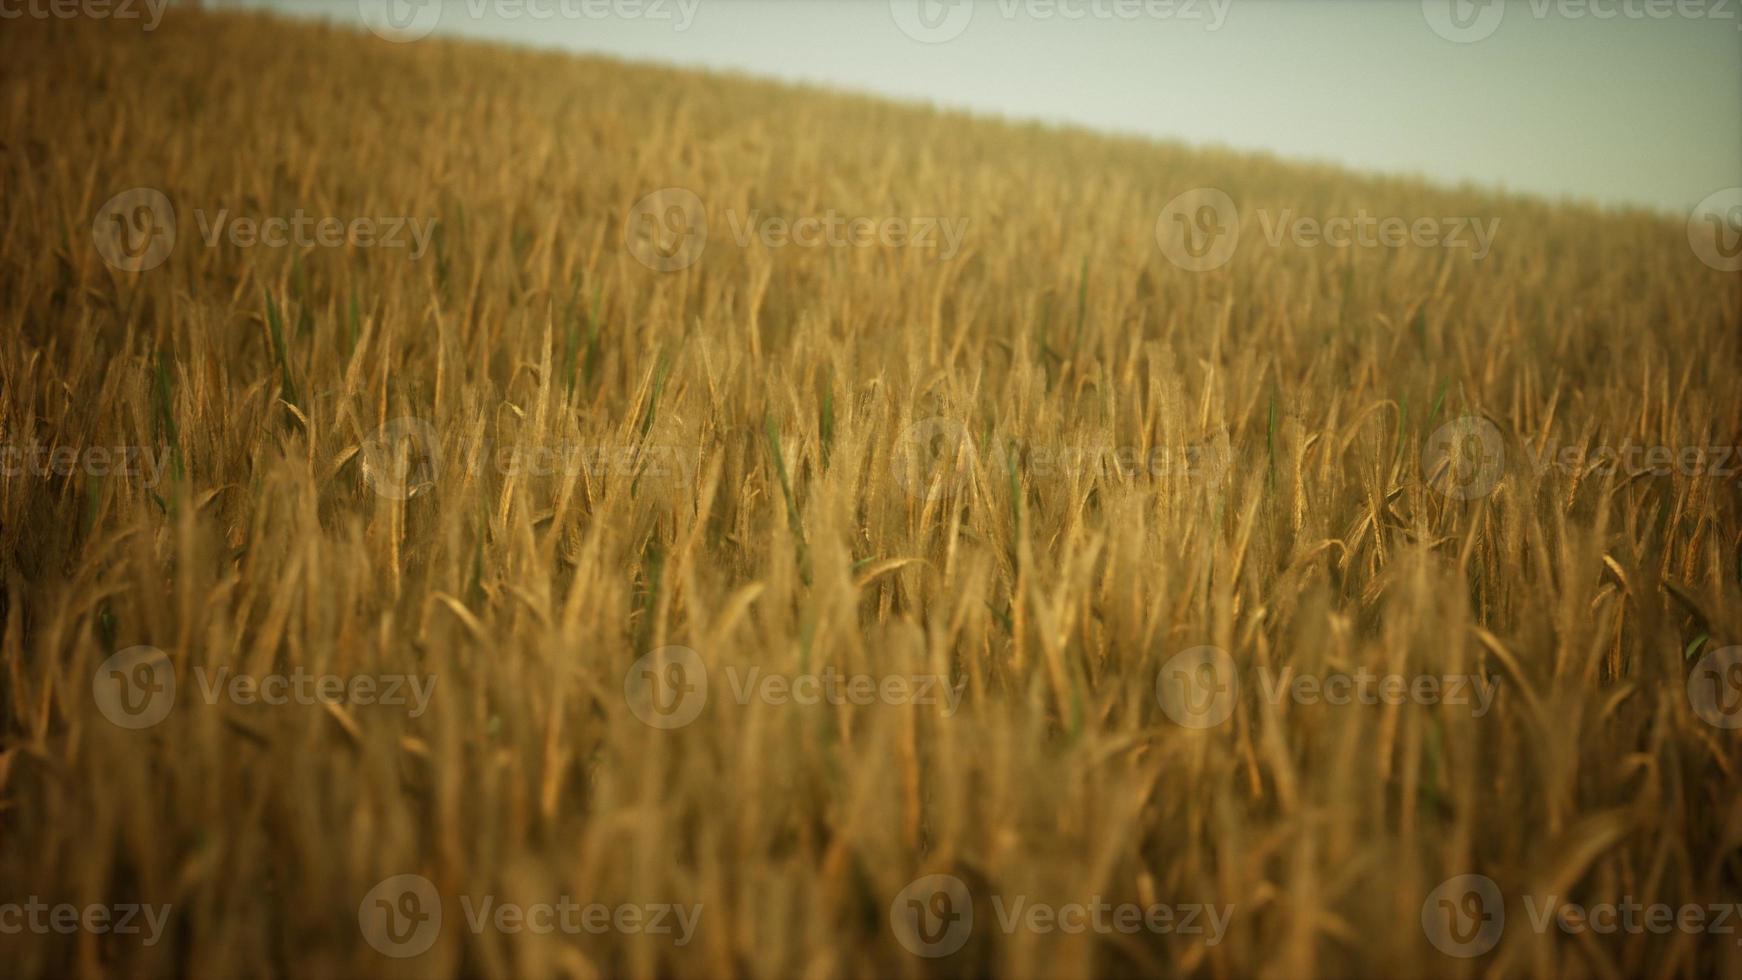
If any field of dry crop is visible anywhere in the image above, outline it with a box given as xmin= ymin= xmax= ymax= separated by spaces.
xmin=1 ymin=8 xmax=1739 ymax=979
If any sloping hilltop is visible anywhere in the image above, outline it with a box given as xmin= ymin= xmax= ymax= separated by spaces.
xmin=1 ymin=8 xmax=1738 ymax=979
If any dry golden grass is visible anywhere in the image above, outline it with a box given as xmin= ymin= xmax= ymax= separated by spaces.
xmin=1 ymin=9 xmax=1739 ymax=979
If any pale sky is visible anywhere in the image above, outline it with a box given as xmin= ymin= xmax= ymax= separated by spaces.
xmin=233 ymin=0 xmax=1740 ymax=215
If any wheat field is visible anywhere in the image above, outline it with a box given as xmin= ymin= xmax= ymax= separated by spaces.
xmin=1 ymin=8 xmax=1739 ymax=979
